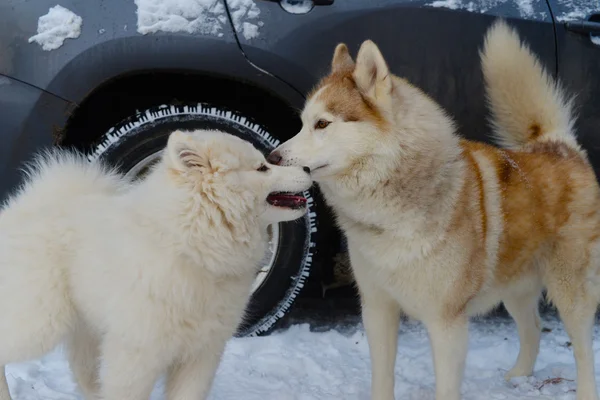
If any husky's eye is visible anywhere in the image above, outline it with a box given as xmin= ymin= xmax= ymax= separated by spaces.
xmin=257 ymin=164 xmax=269 ymax=172
xmin=314 ymin=119 xmax=331 ymax=130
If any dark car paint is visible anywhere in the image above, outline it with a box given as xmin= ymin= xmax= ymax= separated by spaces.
xmin=553 ymin=22 xmax=600 ymax=179
xmin=0 ymin=0 xmax=305 ymax=201
xmin=0 ymin=0 xmax=305 ymax=104
xmin=0 ymin=75 xmax=73 ymax=199
xmin=2 ymin=0 xmax=229 ymax=96
xmin=242 ymin=0 xmax=600 ymax=178
xmin=235 ymin=0 xmax=560 ymax=291
xmin=237 ymin=0 xmax=557 ymax=146
xmin=0 ymin=0 xmax=599 ymax=291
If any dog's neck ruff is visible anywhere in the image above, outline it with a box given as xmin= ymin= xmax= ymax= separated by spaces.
xmin=319 ymin=131 xmax=465 ymax=242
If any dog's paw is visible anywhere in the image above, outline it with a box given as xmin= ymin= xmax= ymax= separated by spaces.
xmin=504 ymin=366 xmax=533 ymax=381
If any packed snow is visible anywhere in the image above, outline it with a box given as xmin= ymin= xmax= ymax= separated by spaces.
xmin=28 ymin=5 xmax=83 ymax=51
xmin=592 ymin=36 xmax=600 ymax=46
xmin=228 ymin=0 xmax=262 ymax=40
xmin=428 ymin=0 xmax=597 ymax=21
xmin=135 ymin=0 xmax=262 ymax=39
xmin=426 ymin=0 xmax=542 ymax=19
xmin=241 ymin=21 xmax=260 ymax=40
xmin=554 ymin=0 xmax=598 ymax=21
xmin=135 ymin=0 xmax=227 ymax=36
xmin=4 ymin=316 xmax=599 ymax=399
xmin=516 ymin=0 xmax=535 ymax=17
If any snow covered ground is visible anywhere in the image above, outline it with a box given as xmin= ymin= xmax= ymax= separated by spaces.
xmin=5 ymin=315 xmax=597 ymax=399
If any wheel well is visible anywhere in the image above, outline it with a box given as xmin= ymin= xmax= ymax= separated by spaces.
xmin=61 ymin=71 xmax=303 ymax=150
xmin=60 ymin=70 xmax=341 ymax=297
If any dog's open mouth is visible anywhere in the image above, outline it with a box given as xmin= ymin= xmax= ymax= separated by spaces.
xmin=266 ymin=192 xmax=307 ymax=210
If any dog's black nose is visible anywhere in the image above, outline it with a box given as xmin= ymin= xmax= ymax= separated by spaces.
xmin=303 ymin=166 xmax=311 ymax=174
xmin=267 ymin=151 xmax=283 ymax=165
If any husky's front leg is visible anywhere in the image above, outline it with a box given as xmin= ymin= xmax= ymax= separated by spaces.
xmin=426 ymin=314 xmax=469 ymax=400
xmin=362 ymin=293 xmax=401 ymax=400
xmin=166 ymin=345 xmax=225 ymax=400
xmin=353 ymin=264 xmax=400 ymax=400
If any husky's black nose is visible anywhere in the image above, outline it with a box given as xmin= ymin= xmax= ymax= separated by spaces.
xmin=303 ymin=166 xmax=311 ymax=174
xmin=267 ymin=151 xmax=282 ymax=165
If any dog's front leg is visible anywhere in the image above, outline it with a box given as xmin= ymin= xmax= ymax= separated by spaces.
xmin=97 ymin=336 xmax=164 ymax=400
xmin=67 ymin=319 xmax=101 ymax=400
xmin=352 ymin=264 xmax=400 ymax=400
xmin=361 ymin=288 xmax=401 ymax=400
xmin=426 ymin=314 xmax=468 ymax=400
xmin=362 ymin=295 xmax=401 ymax=400
xmin=165 ymin=345 xmax=225 ymax=400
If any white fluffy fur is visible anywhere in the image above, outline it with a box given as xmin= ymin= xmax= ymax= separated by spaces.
xmin=0 ymin=129 xmax=311 ymax=400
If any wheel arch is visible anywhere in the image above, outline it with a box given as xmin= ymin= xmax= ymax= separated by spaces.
xmin=58 ymin=66 xmax=339 ymax=313
xmin=81 ymin=100 xmax=320 ymax=336
xmin=60 ymin=69 xmax=304 ymax=150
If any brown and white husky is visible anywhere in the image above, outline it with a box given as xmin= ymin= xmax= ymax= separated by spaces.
xmin=268 ymin=20 xmax=600 ymax=400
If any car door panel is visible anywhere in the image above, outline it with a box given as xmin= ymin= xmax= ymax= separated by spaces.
xmin=547 ymin=2 xmax=600 ymax=178
xmin=232 ymin=0 xmax=556 ymax=143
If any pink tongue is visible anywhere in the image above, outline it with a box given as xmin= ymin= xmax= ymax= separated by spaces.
xmin=267 ymin=194 xmax=307 ymax=208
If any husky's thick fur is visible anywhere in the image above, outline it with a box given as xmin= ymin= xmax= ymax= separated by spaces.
xmin=269 ymin=21 xmax=600 ymax=400
xmin=0 ymin=129 xmax=311 ymax=400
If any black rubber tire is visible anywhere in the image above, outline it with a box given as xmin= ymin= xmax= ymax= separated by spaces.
xmin=87 ymin=103 xmax=318 ymax=337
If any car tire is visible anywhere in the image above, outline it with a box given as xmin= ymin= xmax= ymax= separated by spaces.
xmin=87 ymin=103 xmax=318 ymax=337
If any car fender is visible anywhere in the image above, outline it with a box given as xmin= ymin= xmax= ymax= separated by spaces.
xmin=0 ymin=0 xmax=304 ymax=107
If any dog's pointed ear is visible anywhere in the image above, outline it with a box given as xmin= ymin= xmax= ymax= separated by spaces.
xmin=331 ymin=43 xmax=354 ymax=73
xmin=167 ymin=130 xmax=210 ymax=171
xmin=353 ymin=40 xmax=392 ymax=104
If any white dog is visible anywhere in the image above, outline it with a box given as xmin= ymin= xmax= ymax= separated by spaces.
xmin=0 ymin=129 xmax=311 ymax=400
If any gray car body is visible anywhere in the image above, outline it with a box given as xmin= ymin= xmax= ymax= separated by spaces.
xmin=0 ymin=0 xmax=599 ymax=249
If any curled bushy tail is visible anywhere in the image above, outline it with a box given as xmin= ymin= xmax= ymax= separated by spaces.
xmin=2 ymin=149 xmax=127 ymax=211
xmin=481 ymin=20 xmax=581 ymax=152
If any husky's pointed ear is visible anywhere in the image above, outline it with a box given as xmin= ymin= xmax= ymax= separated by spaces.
xmin=167 ymin=130 xmax=210 ymax=171
xmin=331 ymin=43 xmax=354 ymax=73
xmin=353 ymin=40 xmax=392 ymax=104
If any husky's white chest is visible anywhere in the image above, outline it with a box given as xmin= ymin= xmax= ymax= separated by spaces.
xmin=344 ymin=229 xmax=446 ymax=317
xmin=340 ymin=208 xmax=441 ymax=265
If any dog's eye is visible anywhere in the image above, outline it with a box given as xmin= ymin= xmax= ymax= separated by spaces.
xmin=257 ymin=164 xmax=269 ymax=172
xmin=314 ymin=119 xmax=331 ymax=130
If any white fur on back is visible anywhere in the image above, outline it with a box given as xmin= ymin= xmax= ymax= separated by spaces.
xmin=2 ymin=149 xmax=127 ymax=213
